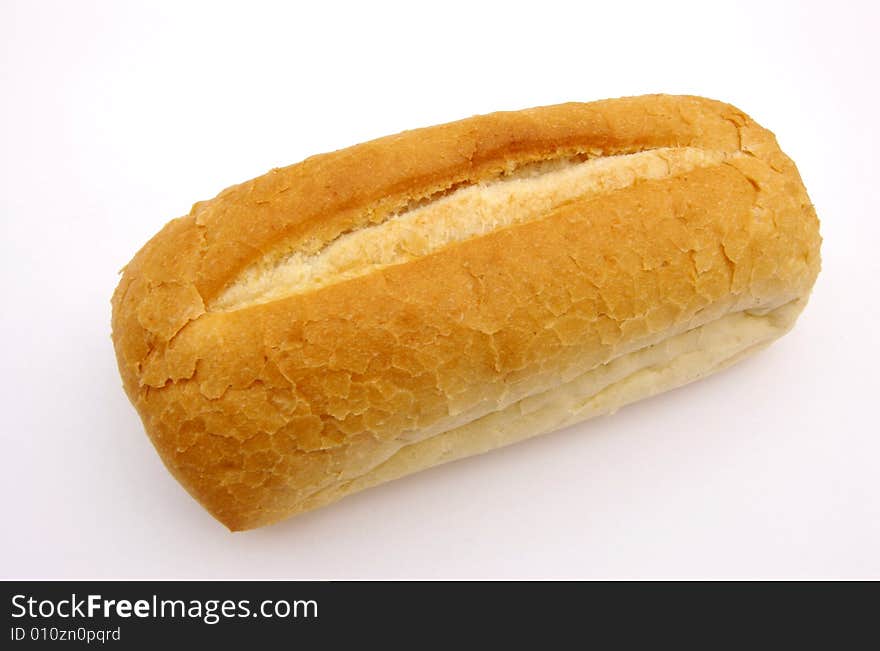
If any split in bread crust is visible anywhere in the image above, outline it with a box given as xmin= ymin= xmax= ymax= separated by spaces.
xmin=211 ymin=147 xmax=733 ymax=311
xmin=111 ymin=95 xmax=821 ymax=530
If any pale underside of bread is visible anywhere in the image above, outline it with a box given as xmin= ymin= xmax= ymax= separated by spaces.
xmin=294 ymin=298 xmax=805 ymax=517
xmin=110 ymin=95 xmax=821 ymax=530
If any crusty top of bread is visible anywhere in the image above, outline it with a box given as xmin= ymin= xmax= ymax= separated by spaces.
xmin=111 ymin=95 xmax=820 ymax=529
xmin=211 ymin=146 xmax=736 ymax=311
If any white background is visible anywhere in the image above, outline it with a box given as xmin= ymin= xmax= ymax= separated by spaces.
xmin=2 ymin=0 xmax=878 ymax=580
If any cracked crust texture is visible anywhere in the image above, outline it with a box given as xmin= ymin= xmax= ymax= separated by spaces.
xmin=110 ymin=95 xmax=821 ymax=530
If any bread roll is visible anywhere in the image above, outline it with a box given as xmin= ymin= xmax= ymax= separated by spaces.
xmin=111 ymin=95 xmax=821 ymax=530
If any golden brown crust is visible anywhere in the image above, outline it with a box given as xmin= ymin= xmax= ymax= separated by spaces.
xmin=111 ymin=95 xmax=820 ymax=530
